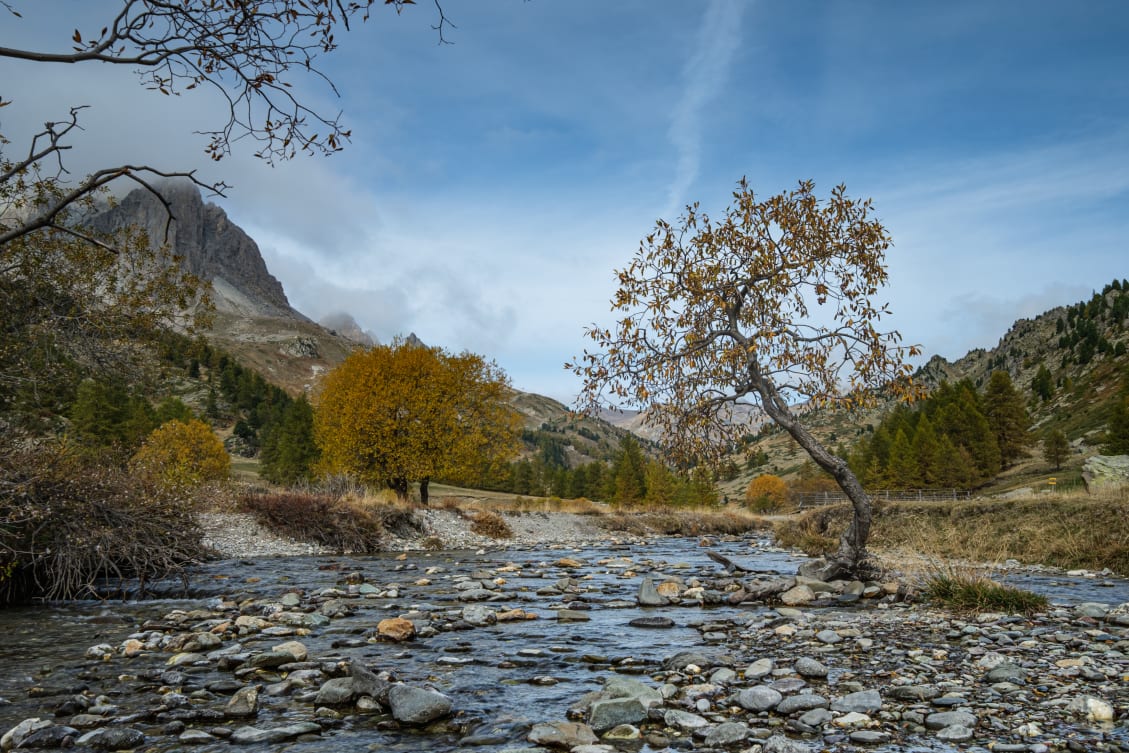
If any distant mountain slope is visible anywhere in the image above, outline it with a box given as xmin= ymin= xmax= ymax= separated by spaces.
xmin=720 ymin=280 xmax=1129 ymax=498
xmin=916 ymin=281 xmax=1129 ymax=440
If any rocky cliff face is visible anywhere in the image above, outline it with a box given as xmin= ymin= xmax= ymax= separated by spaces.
xmin=86 ymin=182 xmax=298 ymax=319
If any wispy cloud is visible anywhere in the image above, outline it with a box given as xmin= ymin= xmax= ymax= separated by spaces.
xmin=664 ymin=0 xmax=746 ymax=216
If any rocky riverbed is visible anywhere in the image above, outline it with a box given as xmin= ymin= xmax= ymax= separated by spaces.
xmin=1 ymin=534 xmax=1126 ymax=752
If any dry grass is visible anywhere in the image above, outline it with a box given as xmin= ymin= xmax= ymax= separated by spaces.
xmin=469 ymin=510 xmax=513 ymax=539
xmin=600 ymin=507 xmax=769 ymax=537
xmin=774 ymin=489 xmax=1129 ymax=576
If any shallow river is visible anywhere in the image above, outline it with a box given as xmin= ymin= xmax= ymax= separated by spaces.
xmin=1 ymin=536 xmax=1126 ymax=752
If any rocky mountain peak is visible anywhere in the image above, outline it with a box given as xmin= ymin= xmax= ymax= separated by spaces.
xmin=86 ymin=182 xmax=299 ymax=320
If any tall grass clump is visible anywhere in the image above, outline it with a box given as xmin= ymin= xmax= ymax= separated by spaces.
xmin=922 ymin=564 xmax=1048 ymax=615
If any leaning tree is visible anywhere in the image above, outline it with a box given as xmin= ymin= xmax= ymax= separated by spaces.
xmin=570 ymin=179 xmax=922 ymax=579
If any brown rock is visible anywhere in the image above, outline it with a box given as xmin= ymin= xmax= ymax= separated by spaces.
xmin=377 ymin=618 xmax=416 ymax=642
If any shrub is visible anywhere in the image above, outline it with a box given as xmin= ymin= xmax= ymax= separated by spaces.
xmin=239 ymin=491 xmax=423 ymax=553
xmin=132 ymin=419 xmax=230 ymax=487
xmin=1 ymin=441 xmax=205 ymax=603
xmin=470 ymin=510 xmax=513 ymax=539
xmin=745 ymin=473 xmax=789 ymax=513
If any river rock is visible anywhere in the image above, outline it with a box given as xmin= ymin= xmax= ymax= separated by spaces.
xmin=762 ymin=734 xmax=815 ymax=752
xmin=527 ymin=721 xmax=598 ymax=748
xmin=935 ymin=724 xmax=974 ymax=742
xmin=775 ymin=693 xmax=829 ymax=715
xmin=744 ymin=657 xmax=774 ymax=679
xmin=1066 ymin=695 xmax=1115 ymax=722
xmin=75 ymin=726 xmax=145 ymax=750
xmin=705 ymin=721 xmax=749 ymax=746
xmin=637 ymin=577 xmax=669 ymax=606
xmin=2 ymin=720 xmax=69 ymax=750
xmin=377 ymin=617 xmax=416 ymax=641
xmin=736 ymin=685 xmax=782 ymax=711
xmin=225 ymin=686 xmax=259 ymax=717
xmin=779 ymin=585 xmax=816 ymax=606
xmin=313 ymin=677 xmax=356 ymax=705
xmin=794 ymin=657 xmax=828 ymax=678
xmin=925 ymin=710 xmax=976 ymax=730
xmin=462 ymin=604 xmax=497 ymax=627
xmin=664 ymin=709 xmax=710 ymax=730
xmin=588 ymin=697 xmax=646 ymax=732
xmin=273 ymin=640 xmax=308 ymax=662
xmin=387 ymin=684 xmax=452 ymax=724
xmin=349 ymin=661 xmax=391 ymax=702
xmin=10 ymin=727 xmax=78 ymax=749
xmin=831 ymin=689 xmax=882 ymax=714
xmin=274 ymin=612 xmax=329 ymax=629
xmin=629 ymin=616 xmax=674 ymax=628
xmin=229 ymin=722 xmax=321 ymax=744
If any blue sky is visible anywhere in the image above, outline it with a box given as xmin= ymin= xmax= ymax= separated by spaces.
xmin=3 ymin=1 xmax=1129 ymax=402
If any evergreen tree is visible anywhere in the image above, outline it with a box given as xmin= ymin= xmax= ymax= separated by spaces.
xmin=686 ymin=466 xmax=719 ymax=506
xmin=911 ymin=414 xmax=941 ymax=486
xmin=609 ymin=435 xmax=647 ymax=506
xmin=1031 ymin=364 xmax=1054 ymax=403
xmin=886 ymin=428 xmax=918 ymax=488
xmin=643 ymin=461 xmax=680 ymax=506
xmin=584 ymin=461 xmax=607 ymax=501
xmin=260 ymin=396 xmax=320 ymax=485
xmin=983 ymin=370 xmax=1030 ymax=467
xmin=1104 ymin=397 xmax=1129 ymax=455
xmin=1042 ymin=429 xmax=1070 ymax=470
xmin=935 ymin=435 xmax=975 ymax=488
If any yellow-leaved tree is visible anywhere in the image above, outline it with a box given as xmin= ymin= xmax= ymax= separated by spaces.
xmin=745 ymin=473 xmax=788 ymax=513
xmin=131 ymin=419 xmax=230 ymax=488
xmin=570 ymin=179 xmax=923 ymax=579
xmin=315 ymin=339 xmax=521 ymax=503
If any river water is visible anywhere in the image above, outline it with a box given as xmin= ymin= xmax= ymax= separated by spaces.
xmin=1 ymin=536 xmax=1126 ymax=752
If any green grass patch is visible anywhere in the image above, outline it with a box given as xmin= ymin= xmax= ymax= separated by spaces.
xmin=923 ymin=569 xmax=1048 ymax=615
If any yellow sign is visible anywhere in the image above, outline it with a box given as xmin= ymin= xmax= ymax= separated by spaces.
xmin=1048 ymin=478 xmax=1057 ymax=486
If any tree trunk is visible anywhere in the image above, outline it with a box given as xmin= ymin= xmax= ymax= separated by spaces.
xmin=419 ymin=477 xmax=430 ymax=506
xmin=752 ymin=377 xmax=876 ymax=580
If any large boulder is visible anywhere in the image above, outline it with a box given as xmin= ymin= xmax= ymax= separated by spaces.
xmin=1082 ymin=455 xmax=1129 ymax=492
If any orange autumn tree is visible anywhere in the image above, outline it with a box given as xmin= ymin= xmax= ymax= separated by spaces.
xmin=314 ymin=339 xmax=521 ymax=503
xmin=571 ymin=179 xmax=922 ymax=579
xmin=745 ymin=473 xmax=788 ymax=513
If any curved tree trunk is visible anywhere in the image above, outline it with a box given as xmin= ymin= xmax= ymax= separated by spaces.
xmin=751 ymin=375 xmax=875 ymax=580
xmin=419 ymin=477 xmax=430 ymax=506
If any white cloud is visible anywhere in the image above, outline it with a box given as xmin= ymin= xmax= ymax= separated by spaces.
xmin=664 ymin=0 xmax=746 ymax=216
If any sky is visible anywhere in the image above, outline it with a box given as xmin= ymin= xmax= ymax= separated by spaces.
xmin=3 ymin=1 xmax=1128 ymax=403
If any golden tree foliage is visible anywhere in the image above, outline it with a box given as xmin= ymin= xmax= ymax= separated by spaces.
xmin=314 ymin=340 xmax=521 ymax=500
xmin=131 ymin=419 xmax=230 ymax=488
xmin=745 ymin=473 xmax=788 ymax=512
xmin=570 ymin=179 xmax=923 ymax=576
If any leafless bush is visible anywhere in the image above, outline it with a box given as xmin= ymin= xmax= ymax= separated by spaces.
xmin=239 ymin=490 xmax=424 ymax=553
xmin=1 ymin=442 xmax=206 ymax=603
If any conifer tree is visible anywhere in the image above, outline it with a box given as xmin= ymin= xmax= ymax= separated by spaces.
xmin=609 ymin=435 xmax=647 ymax=506
xmin=983 ymin=370 xmax=1030 ymax=468
xmin=912 ymin=414 xmax=941 ymax=486
xmin=1042 ymin=429 xmax=1070 ymax=470
xmin=1104 ymin=397 xmax=1129 ymax=455
xmin=887 ymin=428 xmax=919 ymax=489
